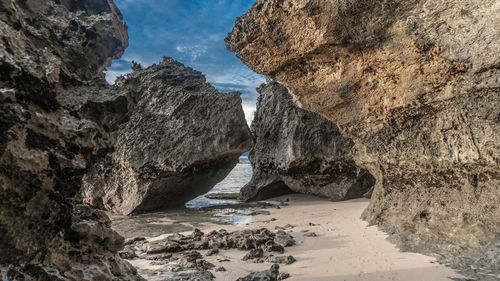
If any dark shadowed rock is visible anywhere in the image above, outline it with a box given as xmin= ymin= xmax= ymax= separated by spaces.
xmin=0 ymin=0 xmax=143 ymax=280
xmin=81 ymin=57 xmax=251 ymax=215
xmin=241 ymin=82 xmax=374 ymax=201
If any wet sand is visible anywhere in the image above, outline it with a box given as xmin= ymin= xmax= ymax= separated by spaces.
xmin=123 ymin=194 xmax=465 ymax=281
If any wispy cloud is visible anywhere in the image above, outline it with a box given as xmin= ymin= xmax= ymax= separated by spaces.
xmin=105 ymin=0 xmax=260 ymax=123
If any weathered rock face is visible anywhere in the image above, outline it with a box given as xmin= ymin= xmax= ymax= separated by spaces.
xmin=80 ymin=57 xmax=251 ymax=215
xmin=241 ymin=81 xmax=374 ymax=201
xmin=226 ymin=0 xmax=500 ymax=275
xmin=0 ymin=0 xmax=142 ymax=280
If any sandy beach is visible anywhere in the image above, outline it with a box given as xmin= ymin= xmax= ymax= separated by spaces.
xmin=126 ymin=194 xmax=465 ymax=281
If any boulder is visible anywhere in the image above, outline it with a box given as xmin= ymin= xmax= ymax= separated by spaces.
xmin=0 ymin=0 xmax=142 ymax=280
xmin=80 ymin=57 xmax=251 ymax=215
xmin=241 ymin=81 xmax=374 ymax=201
xmin=226 ymin=0 xmax=500 ymax=276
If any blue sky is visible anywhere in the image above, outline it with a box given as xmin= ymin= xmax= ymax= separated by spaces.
xmin=105 ymin=0 xmax=263 ymax=124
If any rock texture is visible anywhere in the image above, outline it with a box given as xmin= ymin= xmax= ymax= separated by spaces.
xmin=80 ymin=57 xmax=251 ymax=215
xmin=0 ymin=0 xmax=249 ymax=279
xmin=0 ymin=0 xmax=143 ymax=280
xmin=121 ymin=228 xmax=294 ymax=281
xmin=226 ymin=0 xmax=500 ymax=277
xmin=241 ymin=81 xmax=374 ymax=201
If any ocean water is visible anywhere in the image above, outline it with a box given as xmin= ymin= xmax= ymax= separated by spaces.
xmin=185 ymin=156 xmax=252 ymax=208
xmin=110 ymin=156 xmax=255 ymax=239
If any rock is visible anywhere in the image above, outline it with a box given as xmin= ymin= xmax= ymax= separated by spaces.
xmin=265 ymin=255 xmax=296 ymax=265
xmin=0 ymin=0 xmax=143 ymax=280
xmin=215 ymin=266 xmax=227 ymax=272
xmin=304 ymin=232 xmax=317 ymax=237
xmin=278 ymin=272 xmax=291 ymax=280
xmin=236 ymin=264 xmax=280 ymax=281
xmin=145 ymin=240 xmax=182 ymax=254
xmin=125 ymin=237 xmax=147 ymax=245
xmin=241 ymin=82 xmax=375 ymax=201
xmin=205 ymin=192 xmax=241 ymax=200
xmin=275 ymin=224 xmax=294 ymax=230
xmin=243 ymin=248 xmax=264 ymax=261
xmin=206 ymin=248 xmax=219 ymax=256
xmin=81 ymin=57 xmax=251 ymax=215
xmin=226 ymin=0 xmax=500 ymax=277
xmin=120 ymin=245 xmax=138 ymax=259
xmin=264 ymin=242 xmax=284 ymax=254
xmin=274 ymin=235 xmax=295 ymax=247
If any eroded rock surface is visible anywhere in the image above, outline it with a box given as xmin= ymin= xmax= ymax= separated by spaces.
xmin=0 ymin=0 xmax=142 ymax=280
xmin=226 ymin=0 xmax=500 ymax=277
xmin=241 ymin=81 xmax=374 ymax=201
xmin=122 ymin=228 xmax=294 ymax=281
xmin=80 ymin=57 xmax=251 ymax=215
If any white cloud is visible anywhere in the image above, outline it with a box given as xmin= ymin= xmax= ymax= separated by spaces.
xmin=242 ymin=102 xmax=256 ymax=126
xmin=175 ymin=45 xmax=207 ymax=61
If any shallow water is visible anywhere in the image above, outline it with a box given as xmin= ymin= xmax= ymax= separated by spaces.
xmin=111 ymin=156 xmax=257 ymax=239
xmin=185 ymin=156 xmax=252 ymax=208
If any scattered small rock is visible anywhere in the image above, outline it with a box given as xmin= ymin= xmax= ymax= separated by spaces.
xmin=215 ymin=266 xmax=226 ymax=272
xmin=278 ymin=272 xmax=291 ymax=280
xmin=301 ymin=229 xmax=309 ymax=232
xmin=218 ymin=258 xmax=231 ymax=262
xmin=125 ymin=236 xmax=146 ymax=245
xmin=271 ymin=218 xmax=277 ymax=221
xmin=119 ymin=245 xmax=137 ymax=259
xmin=274 ymin=234 xmax=295 ymax=247
xmin=264 ymin=241 xmax=285 ymax=253
xmin=206 ymin=248 xmax=219 ymax=256
xmin=243 ymin=248 xmax=264 ymax=261
xmin=265 ymin=255 xmax=296 ymax=265
xmin=236 ymin=264 xmax=280 ymax=281
xmin=304 ymin=232 xmax=318 ymax=237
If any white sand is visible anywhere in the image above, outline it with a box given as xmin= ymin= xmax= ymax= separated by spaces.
xmin=131 ymin=194 xmax=465 ymax=280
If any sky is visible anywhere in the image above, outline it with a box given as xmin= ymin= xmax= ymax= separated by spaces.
xmin=104 ymin=0 xmax=263 ymax=124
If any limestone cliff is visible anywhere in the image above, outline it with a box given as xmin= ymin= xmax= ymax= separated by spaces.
xmin=226 ymin=0 xmax=500 ymax=276
xmin=80 ymin=57 xmax=251 ymax=215
xmin=0 ymin=0 xmax=143 ymax=280
xmin=242 ymin=81 xmax=374 ymax=202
